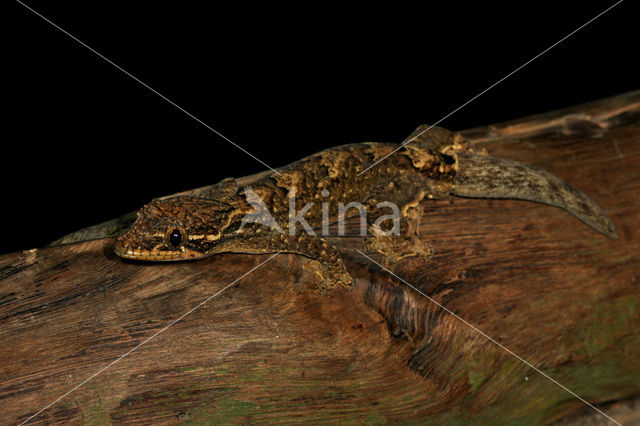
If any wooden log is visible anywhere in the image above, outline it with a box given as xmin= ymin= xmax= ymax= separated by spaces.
xmin=1 ymin=91 xmax=639 ymax=424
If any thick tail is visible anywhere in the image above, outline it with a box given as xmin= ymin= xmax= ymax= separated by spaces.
xmin=453 ymin=153 xmax=619 ymax=239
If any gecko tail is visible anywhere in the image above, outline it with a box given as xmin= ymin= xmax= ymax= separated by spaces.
xmin=452 ymin=153 xmax=619 ymax=239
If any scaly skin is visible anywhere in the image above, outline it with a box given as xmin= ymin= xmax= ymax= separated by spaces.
xmin=114 ymin=125 xmax=617 ymax=292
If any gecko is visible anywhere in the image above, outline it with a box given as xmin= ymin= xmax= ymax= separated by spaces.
xmin=114 ymin=125 xmax=618 ymax=292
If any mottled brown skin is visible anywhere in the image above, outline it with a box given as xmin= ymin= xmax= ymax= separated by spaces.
xmin=115 ymin=125 xmax=617 ymax=292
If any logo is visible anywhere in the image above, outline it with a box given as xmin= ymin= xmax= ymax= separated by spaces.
xmin=238 ymin=186 xmax=400 ymax=236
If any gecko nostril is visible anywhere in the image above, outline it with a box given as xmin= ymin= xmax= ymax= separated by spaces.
xmin=117 ymin=239 xmax=130 ymax=250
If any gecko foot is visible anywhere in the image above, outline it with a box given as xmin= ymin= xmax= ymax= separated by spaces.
xmin=303 ymin=260 xmax=354 ymax=294
xmin=363 ymin=234 xmax=433 ymax=270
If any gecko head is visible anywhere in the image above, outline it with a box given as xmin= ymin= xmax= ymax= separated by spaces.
xmin=114 ymin=196 xmax=236 ymax=261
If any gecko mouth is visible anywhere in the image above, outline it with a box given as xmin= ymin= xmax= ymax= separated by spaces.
xmin=113 ymin=241 xmax=204 ymax=262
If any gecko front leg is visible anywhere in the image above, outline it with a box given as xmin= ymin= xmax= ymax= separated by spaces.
xmin=363 ymin=203 xmax=432 ymax=270
xmin=216 ymin=226 xmax=354 ymax=293
xmin=362 ymin=175 xmax=434 ymax=269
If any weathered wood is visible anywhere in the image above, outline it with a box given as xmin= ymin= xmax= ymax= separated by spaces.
xmin=1 ymin=91 xmax=639 ymax=424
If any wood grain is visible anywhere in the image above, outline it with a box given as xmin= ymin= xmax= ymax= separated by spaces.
xmin=1 ymin=91 xmax=639 ymax=424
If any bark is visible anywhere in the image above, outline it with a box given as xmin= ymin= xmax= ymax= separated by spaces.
xmin=1 ymin=91 xmax=639 ymax=425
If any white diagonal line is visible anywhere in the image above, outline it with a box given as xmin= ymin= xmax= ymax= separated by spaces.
xmin=18 ymin=252 xmax=281 ymax=425
xmin=357 ymin=0 xmax=625 ymax=176
xmin=356 ymin=250 xmax=621 ymax=426
xmin=16 ymin=0 xmax=282 ymax=176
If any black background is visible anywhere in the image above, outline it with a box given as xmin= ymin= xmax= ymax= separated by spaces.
xmin=7 ymin=1 xmax=637 ymax=254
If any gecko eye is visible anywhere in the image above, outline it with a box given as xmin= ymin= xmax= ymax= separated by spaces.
xmin=164 ymin=226 xmax=187 ymax=249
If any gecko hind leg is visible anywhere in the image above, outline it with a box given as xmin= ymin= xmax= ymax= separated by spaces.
xmin=302 ymin=258 xmax=353 ymax=294
xmin=363 ymin=196 xmax=433 ymax=270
